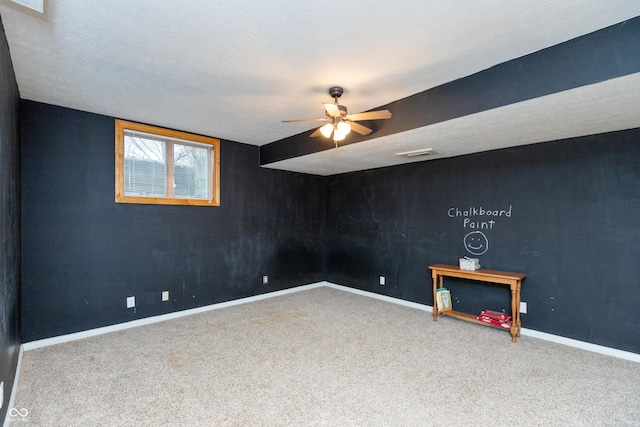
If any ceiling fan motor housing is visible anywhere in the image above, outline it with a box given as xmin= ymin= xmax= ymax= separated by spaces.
xmin=328 ymin=86 xmax=344 ymax=99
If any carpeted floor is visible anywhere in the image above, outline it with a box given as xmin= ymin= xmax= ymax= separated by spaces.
xmin=8 ymin=286 xmax=640 ymax=426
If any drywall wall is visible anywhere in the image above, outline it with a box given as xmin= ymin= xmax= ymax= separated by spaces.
xmin=326 ymin=129 xmax=640 ymax=353
xmin=0 ymin=15 xmax=21 ymax=423
xmin=20 ymin=101 xmax=326 ymax=341
xmin=18 ymin=102 xmax=640 ymax=354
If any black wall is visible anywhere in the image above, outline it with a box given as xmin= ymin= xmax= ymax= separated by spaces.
xmin=19 ymin=99 xmax=640 ymax=355
xmin=0 ymin=16 xmax=21 ymax=423
xmin=326 ymin=129 xmax=640 ymax=353
xmin=21 ymin=101 xmax=326 ymax=341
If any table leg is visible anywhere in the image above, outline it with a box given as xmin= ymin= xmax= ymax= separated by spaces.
xmin=516 ymin=282 xmax=522 ymax=337
xmin=510 ymin=288 xmax=517 ymax=342
xmin=432 ymin=275 xmax=438 ymax=321
xmin=438 ymin=276 xmax=445 ymax=318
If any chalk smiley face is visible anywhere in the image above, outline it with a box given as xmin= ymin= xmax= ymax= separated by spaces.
xmin=464 ymin=231 xmax=488 ymax=255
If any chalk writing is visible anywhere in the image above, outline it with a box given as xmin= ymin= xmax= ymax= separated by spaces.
xmin=448 ymin=206 xmax=512 ymax=218
xmin=464 ymin=231 xmax=488 ymax=255
xmin=448 ymin=205 xmax=513 ymax=255
xmin=463 ymin=218 xmax=495 ymax=229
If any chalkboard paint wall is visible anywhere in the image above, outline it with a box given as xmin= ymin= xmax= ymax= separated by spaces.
xmin=326 ymin=129 xmax=640 ymax=354
xmin=17 ymin=100 xmax=640 ymax=354
xmin=21 ymin=101 xmax=326 ymax=342
xmin=0 ymin=17 xmax=21 ymax=422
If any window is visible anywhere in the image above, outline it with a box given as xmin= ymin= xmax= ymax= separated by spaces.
xmin=115 ymin=120 xmax=220 ymax=206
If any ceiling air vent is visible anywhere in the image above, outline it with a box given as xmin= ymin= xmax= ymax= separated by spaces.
xmin=395 ymin=148 xmax=439 ymax=158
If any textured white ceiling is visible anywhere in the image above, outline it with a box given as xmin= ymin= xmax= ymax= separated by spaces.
xmin=2 ymin=0 xmax=640 ymax=174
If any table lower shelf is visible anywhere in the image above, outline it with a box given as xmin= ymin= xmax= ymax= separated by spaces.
xmin=437 ymin=310 xmax=519 ymax=340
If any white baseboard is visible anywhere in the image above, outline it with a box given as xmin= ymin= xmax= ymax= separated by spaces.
xmin=325 ymin=282 xmax=640 ymax=363
xmin=21 ymin=281 xmax=639 ymax=363
xmin=2 ymin=346 xmax=23 ymax=427
xmin=22 ymin=282 xmax=326 ymax=351
xmin=518 ymin=328 xmax=640 ymax=363
xmin=323 ymin=282 xmax=434 ymax=313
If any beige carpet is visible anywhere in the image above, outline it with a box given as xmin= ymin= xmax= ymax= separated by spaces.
xmin=8 ymin=287 xmax=640 ymax=426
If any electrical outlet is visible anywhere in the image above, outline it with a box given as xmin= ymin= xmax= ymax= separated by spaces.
xmin=263 ymin=275 xmax=268 ymax=285
xmin=380 ymin=276 xmax=385 ymax=285
xmin=162 ymin=291 xmax=169 ymax=301
xmin=126 ymin=296 xmax=135 ymax=308
xmin=520 ymin=301 xmax=527 ymax=314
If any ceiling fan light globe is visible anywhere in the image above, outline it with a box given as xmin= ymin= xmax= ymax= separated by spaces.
xmin=333 ymin=131 xmax=346 ymax=142
xmin=319 ymin=123 xmax=334 ymax=138
xmin=336 ymin=121 xmax=351 ymax=135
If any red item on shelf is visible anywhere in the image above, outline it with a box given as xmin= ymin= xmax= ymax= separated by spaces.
xmin=477 ymin=309 xmax=512 ymax=328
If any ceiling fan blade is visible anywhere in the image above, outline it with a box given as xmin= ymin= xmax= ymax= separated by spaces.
xmin=282 ymin=118 xmax=330 ymax=123
xmin=323 ymin=102 xmax=342 ymax=118
xmin=347 ymin=110 xmax=392 ymax=121
xmin=348 ymin=121 xmax=372 ymax=136
xmin=309 ymin=127 xmax=326 ymax=138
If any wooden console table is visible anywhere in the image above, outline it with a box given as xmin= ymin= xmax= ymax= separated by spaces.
xmin=429 ymin=264 xmax=526 ymax=342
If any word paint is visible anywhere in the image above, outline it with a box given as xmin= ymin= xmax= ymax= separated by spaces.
xmin=463 ymin=218 xmax=495 ymax=229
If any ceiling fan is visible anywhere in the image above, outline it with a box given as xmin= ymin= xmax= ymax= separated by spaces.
xmin=282 ymin=86 xmax=392 ymax=146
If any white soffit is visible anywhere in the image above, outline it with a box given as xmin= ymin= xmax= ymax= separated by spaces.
xmin=8 ymin=0 xmax=42 ymax=13
xmin=263 ymin=73 xmax=640 ymax=175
